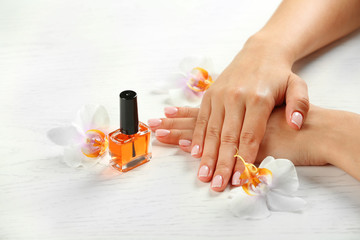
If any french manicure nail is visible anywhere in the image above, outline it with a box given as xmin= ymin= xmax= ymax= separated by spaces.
xmin=155 ymin=129 xmax=170 ymax=137
xmin=164 ymin=106 xmax=178 ymax=115
xmin=191 ymin=145 xmax=200 ymax=156
xmin=147 ymin=118 xmax=162 ymax=127
xmin=232 ymin=171 xmax=241 ymax=185
xmin=211 ymin=175 xmax=223 ymax=188
xmin=179 ymin=139 xmax=191 ymax=147
xmin=198 ymin=165 xmax=209 ymax=178
xmin=291 ymin=111 xmax=303 ymax=129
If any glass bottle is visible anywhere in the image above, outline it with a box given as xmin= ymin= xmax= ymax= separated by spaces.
xmin=109 ymin=90 xmax=151 ymax=172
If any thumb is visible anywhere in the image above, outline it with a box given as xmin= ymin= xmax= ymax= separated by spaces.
xmin=285 ymin=73 xmax=310 ymax=130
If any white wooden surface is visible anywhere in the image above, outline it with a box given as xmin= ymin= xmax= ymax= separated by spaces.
xmin=1 ymin=1 xmax=360 ymax=239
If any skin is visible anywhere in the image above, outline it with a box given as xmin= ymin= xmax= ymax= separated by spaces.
xmin=150 ymin=105 xmax=360 ymax=183
xmin=185 ymin=0 xmax=360 ymax=191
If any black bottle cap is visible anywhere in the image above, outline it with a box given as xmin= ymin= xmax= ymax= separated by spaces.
xmin=120 ymin=90 xmax=139 ymax=135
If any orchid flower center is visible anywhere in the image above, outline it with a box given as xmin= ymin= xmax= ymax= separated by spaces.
xmin=186 ymin=67 xmax=214 ymax=92
xmin=81 ymin=129 xmax=108 ymax=158
xmin=234 ymin=154 xmax=272 ymax=196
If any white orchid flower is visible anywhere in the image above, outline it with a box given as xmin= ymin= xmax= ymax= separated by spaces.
xmin=48 ymin=105 xmax=110 ymax=168
xmin=228 ymin=156 xmax=306 ymax=219
xmin=153 ymin=56 xmax=217 ymax=107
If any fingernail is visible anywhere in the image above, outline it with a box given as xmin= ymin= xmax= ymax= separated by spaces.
xmin=232 ymin=171 xmax=241 ymax=185
xmin=155 ymin=129 xmax=170 ymax=137
xmin=291 ymin=111 xmax=303 ymax=129
xmin=198 ymin=165 xmax=209 ymax=178
xmin=147 ymin=118 xmax=162 ymax=128
xmin=164 ymin=106 xmax=178 ymax=115
xmin=191 ymin=145 xmax=200 ymax=156
xmin=211 ymin=175 xmax=223 ymax=188
xmin=179 ymin=139 xmax=191 ymax=147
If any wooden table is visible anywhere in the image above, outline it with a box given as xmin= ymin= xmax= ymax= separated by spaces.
xmin=1 ymin=0 xmax=359 ymax=239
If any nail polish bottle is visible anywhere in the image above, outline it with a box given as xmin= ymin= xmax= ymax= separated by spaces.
xmin=109 ymin=90 xmax=152 ymax=172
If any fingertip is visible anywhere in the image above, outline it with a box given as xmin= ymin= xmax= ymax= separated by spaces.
xmin=290 ymin=111 xmax=303 ymax=130
xmin=285 ymin=103 xmax=305 ymax=130
xmin=155 ymin=129 xmax=170 ymax=137
xmin=190 ymin=144 xmax=201 ymax=158
xmin=231 ymin=171 xmax=241 ymax=186
xmin=154 ymin=130 xmax=169 ymax=144
xmin=147 ymin=118 xmax=162 ymax=128
xmin=179 ymin=139 xmax=191 ymax=147
xmin=179 ymin=139 xmax=192 ymax=153
xmin=210 ymin=175 xmax=224 ymax=191
xmin=285 ymin=73 xmax=309 ymax=129
xmin=164 ymin=106 xmax=178 ymax=116
xmin=197 ymin=165 xmax=212 ymax=182
xmin=198 ymin=165 xmax=209 ymax=177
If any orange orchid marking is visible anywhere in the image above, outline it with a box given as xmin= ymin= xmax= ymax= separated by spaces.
xmin=187 ymin=67 xmax=214 ymax=92
xmin=234 ymin=154 xmax=272 ymax=196
xmin=81 ymin=129 xmax=108 ymax=158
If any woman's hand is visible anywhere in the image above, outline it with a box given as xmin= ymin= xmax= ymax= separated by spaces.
xmin=149 ymin=105 xmax=320 ymax=165
xmin=149 ymin=105 xmax=360 ymax=184
xmin=183 ymin=38 xmax=309 ymax=191
xmin=148 ymin=0 xmax=360 ymax=190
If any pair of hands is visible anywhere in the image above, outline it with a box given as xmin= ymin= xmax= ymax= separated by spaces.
xmin=149 ymin=44 xmax=310 ymax=192
xmin=148 ymin=0 xmax=360 ymax=190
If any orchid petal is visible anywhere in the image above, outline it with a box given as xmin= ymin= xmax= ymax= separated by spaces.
xmin=167 ymin=72 xmax=187 ymax=87
xmin=198 ymin=57 xmax=215 ymax=74
xmin=263 ymin=158 xmax=299 ymax=194
xmin=72 ymin=105 xmax=109 ymax=133
xmin=151 ymin=72 xmax=187 ymax=94
xmin=63 ymin=146 xmax=83 ymax=168
xmin=47 ymin=126 xmax=82 ymax=146
xmin=89 ymin=105 xmax=110 ymax=132
xmin=73 ymin=105 xmax=95 ymax=133
xmin=259 ymin=156 xmax=275 ymax=168
xmin=51 ymin=105 xmax=111 ymax=169
xmin=63 ymin=145 xmax=101 ymax=168
xmin=229 ymin=188 xmax=271 ymax=219
xmin=267 ymin=190 xmax=306 ymax=212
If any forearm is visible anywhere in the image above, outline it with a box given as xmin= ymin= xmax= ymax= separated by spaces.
xmin=249 ymin=0 xmax=360 ymax=63
xmin=317 ymin=108 xmax=360 ymax=181
xmin=257 ymin=105 xmax=360 ymax=181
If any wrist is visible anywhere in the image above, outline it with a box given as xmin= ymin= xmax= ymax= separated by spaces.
xmin=317 ymin=108 xmax=360 ymax=180
xmin=301 ymin=106 xmax=332 ymax=166
xmin=241 ymin=32 xmax=297 ymax=67
xmin=305 ymin=106 xmax=360 ymax=181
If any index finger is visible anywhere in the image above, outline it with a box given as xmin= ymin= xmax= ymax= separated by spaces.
xmin=164 ymin=107 xmax=199 ymax=118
